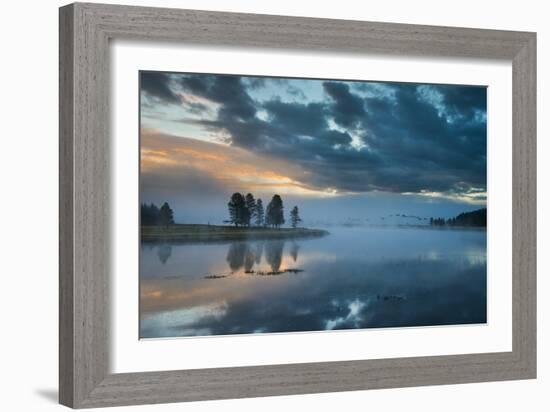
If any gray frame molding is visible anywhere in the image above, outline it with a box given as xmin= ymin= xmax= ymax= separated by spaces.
xmin=59 ymin=2 xmax=536 ymax=408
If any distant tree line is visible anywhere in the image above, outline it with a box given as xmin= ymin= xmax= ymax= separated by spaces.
xmin=140 ymin=195 xmax=304 ymax=229
xmin=140 ymin=202 xmax=174 ymax=226
xmin=227 ymin=193 xmax=302 ymax=228
xmin=430 ymin=208 xmax=487 ymax=227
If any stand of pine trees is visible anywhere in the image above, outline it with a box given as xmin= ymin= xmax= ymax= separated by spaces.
xmin=429 ymin=208 xmax=486 ymax=227
xmin=227 ymin=193 xmax=301 ymax=229
xmin=140 ymin=195 xmax=304 ymax=229
xmin=140 ymin=202 xmax=174 ymax=226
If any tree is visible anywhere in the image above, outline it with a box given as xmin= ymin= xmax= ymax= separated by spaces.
xmin=140 ymin=203 xmax=160 ymax=225
xmin=158 ymin=202 xmax=174 ymax=227
xmin=452 ymin=208 xmax=486 ymax=227
xmin=290 ymin=206 xmax=302 ymax=228
xmin=245 ymin=193 xmax=256 ymax=226
xmin=266 ymin=194 xmax=285 ymax=228
xmin=255 ymin=198 xmax=265 ymax=227
xmin=227 ymin=193 xmax=248 ymax=227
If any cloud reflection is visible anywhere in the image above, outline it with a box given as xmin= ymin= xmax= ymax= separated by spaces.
xmin=140 ymin=228 xmax=487 ymax=338
xmin=325 ymin=298 xmax=368 ymax=330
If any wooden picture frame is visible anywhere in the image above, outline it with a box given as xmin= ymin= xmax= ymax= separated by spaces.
xmin=59 ymin=2 xmax=536 ymax=408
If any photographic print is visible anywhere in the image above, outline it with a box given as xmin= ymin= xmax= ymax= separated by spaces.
xmin=139 ymin=71 xmax=487 ymax=339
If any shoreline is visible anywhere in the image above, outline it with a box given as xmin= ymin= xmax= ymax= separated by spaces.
xmin=141 ymin=224 xmax=330 ymax=242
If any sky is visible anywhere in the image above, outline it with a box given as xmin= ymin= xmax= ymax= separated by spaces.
xmin=140 ymin=71 xmax=487 ymax=225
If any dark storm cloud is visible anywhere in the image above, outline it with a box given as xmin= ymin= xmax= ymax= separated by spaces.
xmin=140 ymin=72 xmax=180 ymax=104
xmin=180 ymin=74 xmax=257 ymax=120
xmin=166 ymin=74 xmax=487 ymax=196
xmin=357 ymin=84 xmax=487 ymax=192
xmin=323 ymin=81 xmax=366 ymax=127
xmin=441 ymin=86 xmax=487 ymax=119
xmin=177 ymin=74 xmax=267 ymax=146
xmin=262 ymin=100 xmax=327 ymax=136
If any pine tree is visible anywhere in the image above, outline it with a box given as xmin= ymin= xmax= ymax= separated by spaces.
xmin=227 ymin=193 xmax=247 ymax=226
xmin=266 ymin=194 xmax=285 ymax=228
xmin=158 ymin=202 xmax=174 ymax=227
xmin=140 ymin=203 xmax=160 ymax=225
xmin=290 ymin=206 xmax=301 ymax=228
xmin=255 ymin=198 xmax=265 ymax=226
xmin=245 ymin=193 xmax=256 ymax=226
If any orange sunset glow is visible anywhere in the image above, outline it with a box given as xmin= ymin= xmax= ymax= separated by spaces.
xmin=141 ymin=129 xmax=342 ymax=198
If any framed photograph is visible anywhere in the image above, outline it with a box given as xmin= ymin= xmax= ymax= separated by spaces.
xmin=59 ymin=2 xmax=536 ymax=408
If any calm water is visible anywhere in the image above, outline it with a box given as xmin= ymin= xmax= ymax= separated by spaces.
xmin=140 ymin=226 xmax=486 ymax=338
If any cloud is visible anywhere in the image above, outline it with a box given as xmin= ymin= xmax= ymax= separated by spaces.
xmin=180 ymin=74 xmax=257 ymax=120
xmin=141 ymin=74 xmax=487 ymax=202
xmin=140 ymin=72 xmax=180 ymax=104
xmin=325 ymin=298 xmax=367 ymax=330
xmin=286 ymin=85 xmax=307 ymax=100
xmin=262 ymin=99 xmax=326 ymax=136
xmin=323 ymin=81 xmax=366 ymax=128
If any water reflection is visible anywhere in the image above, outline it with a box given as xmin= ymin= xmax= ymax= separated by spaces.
xmin=156 ymin=244 xmax=172 ymax=264
xmin=290 ymin=242 xmax=300 ymax=262
xmin=265 ymin=240 xmax=285 ymax=272
xmin=224 ymin=240 xmax=297 ymax=274
xmin=226 ymin=242 xmax=247 ymax=271
xmin=254 ymin=242 xmax=263 ymax=264
xmin=140 ymin=227 xmax=487 ymax=338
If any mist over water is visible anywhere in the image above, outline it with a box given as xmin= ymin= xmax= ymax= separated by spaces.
xmin=140 ymin=226 xmax=486 ymax=338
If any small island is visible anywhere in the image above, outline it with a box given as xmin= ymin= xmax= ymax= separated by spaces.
xmin=141 ymin=223 xmax=328 ymax=242
xmin=141 ymin=192 xmax=329 ymax=242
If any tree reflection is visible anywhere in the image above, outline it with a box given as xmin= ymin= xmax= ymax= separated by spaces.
xmin=254 ymin=242 xmax=264 ymax=264
xmin=157 ymin=244 xmax=172 ymax=264
xmin=226 ymin=242 xmax=248 ymax=271
xmin=265 ymin=240 xmax=285 ymax=272
xmin=290 ymin=242 xmax=300 ymax=262
xmin=225 ymin=240 xmax=296 ymax=273
xmin=244 ymin=247 xmax=255 ymax=272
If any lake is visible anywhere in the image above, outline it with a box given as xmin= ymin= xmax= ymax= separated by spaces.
xmin=140 ymin=226 xmax=487 ymax=338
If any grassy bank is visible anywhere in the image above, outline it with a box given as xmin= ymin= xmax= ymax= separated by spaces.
xmin=141 ymin=224 xmax=329 ymax=242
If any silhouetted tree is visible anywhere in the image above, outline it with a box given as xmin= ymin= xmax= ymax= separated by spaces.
xmin=430 ymin=217 xmax=443 ymax=226
xmin=245 ymin=193 xmax=256 ymax=226
xmin=290 ymin=206 xmax=301 ymax=228
xmin=266 ymin=194 xmax=285 ymax=228
xmin=158 ymin=202 xmax=174 ymax=227
xmin=227 ymin=193 xmax=249 ymax=227
xmin=141 ymin=203 xmax=160 ymax=225
xmin=255 ymin=198 xmax=265 ymax=227
xmin=429 ymin=208 xmax=486 ymax=228
xmin=453 ymin=208 xmax=486 ymax=227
